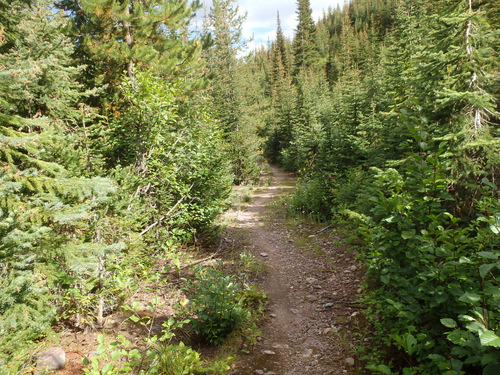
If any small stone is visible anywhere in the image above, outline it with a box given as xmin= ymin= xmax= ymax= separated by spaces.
xmin=306 ymin=277 xmax=317 ymax=284
xmin=262 ymin=350 xmax=276 ymax=355
xmin=260 ymin=252 xmax=269 ymax=257
xmin=290 ymin=308 xmax=301 ymax=316
xmin=324 ymin=302 xmax=334 ymax=308
xmin=265 ymin=372 xmax=276 ymax=375
xmin=254 ymin=370 xmax=265 ymax=375
xmin=305 ymin=294 xmax=317 ymax=302
xmin=323 ymin=327 xmax=332 ymax=335
xmin=36 ymin=347 xmax=66 ymax=371
xmin=308 ymin=235 xmax=315 ymax=238
xmin=302 ymin=348 xmax=313 ymax=358
xmin=345 ymin=357 xmax=355 ymax=366
xmin=357 ymin=288 xmax=362 ymax=294
xmin=269 ymin=313 xmax=277 ymax=318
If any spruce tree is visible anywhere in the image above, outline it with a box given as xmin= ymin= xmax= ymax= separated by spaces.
xmin=292 ymin=0 xmax=320 ymax=76
xmin=0 ymin=0 xmax=31 ymax=53
xmin=0 ymin=2 xmax=120 ymax=370
xmin=204 ymin=0 xmax=259 ymax=183
xmin=421 ymin=0 xmax=499 ymax=213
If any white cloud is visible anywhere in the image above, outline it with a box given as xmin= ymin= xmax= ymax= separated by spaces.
xmin=198 ymin=0 xmax=346 ymax=50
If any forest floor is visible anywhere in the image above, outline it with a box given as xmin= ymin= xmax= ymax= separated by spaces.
xmin=51 ymin=165 xmax=368 ymax=374
xmin=223 ymin=165 xmax=367 ymax=375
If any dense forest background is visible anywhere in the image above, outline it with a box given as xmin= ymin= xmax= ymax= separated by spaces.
xmin=0 ymin=0 xmax=498 ymax=374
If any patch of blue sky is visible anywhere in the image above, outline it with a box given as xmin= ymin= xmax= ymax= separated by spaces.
xmin=197 ymin=1 xmax=346 ymax=54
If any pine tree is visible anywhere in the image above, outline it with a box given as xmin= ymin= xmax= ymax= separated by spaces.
xmin=0 ymin=2 xmax=120 ymax=369
xmin=0 ymin=0 xmax=31 ymax=53
xmin=204 ymin=0 xmax=259 ymax=183
xmin=274 ymin=13 xmax=290 ymax=75
xmin=292 ymin=0 xmax=320 ymax=76
xmin=57 ymin=0 xmax=202 ymax=100
xmin=204 ymin=0 xmax=244 ymax=133
xmin=419 ymin=0 xmax=499 ymax=214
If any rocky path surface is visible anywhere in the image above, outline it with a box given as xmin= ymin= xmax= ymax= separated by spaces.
xmin=225 ymin=166 xmax=366 ymax=375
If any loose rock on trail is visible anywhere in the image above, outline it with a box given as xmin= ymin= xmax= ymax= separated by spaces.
xmin=225 ymin=166 xmax=366 ymax=375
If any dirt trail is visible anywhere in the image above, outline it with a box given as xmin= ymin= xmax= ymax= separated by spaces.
xmin=53 ymin=165 xmax=366 ymax=375
xmin=225 ymin=166 xmax=365 ymax=375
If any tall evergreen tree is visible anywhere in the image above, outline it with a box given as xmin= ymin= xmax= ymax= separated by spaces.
xmin=204 ymin=0 xmax=259 ymax=183
xmin=292 ymin=0 xmax=320 ymax=76
xmin=57 ymin=0 xmax=202 ymax=100
xmin=204 ymin=0 xmax=244 ymax=133
xmin=0 ymin=1 xmax=120 ymax=370
xmin=0 ymin=0 xmax=31 ymax=53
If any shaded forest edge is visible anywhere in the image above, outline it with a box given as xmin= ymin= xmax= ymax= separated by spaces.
xmin=0 ymin=0 xmax=499 ymax=374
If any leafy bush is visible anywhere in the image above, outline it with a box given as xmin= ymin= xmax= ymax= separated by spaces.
xmin=83 ymin=316 xmax=231 ymax=375
xmin=361 ymin=140 xmax=500 ymax=374
xmin=183 ymin=265 xmax=246 ymax=345
xmin=288 ymin=176 xmax=333 ymax=220
xmin=108 ymin=70 xmax=233 ymax=240
xmin=148 ymin=341 xmax=232 ymax=375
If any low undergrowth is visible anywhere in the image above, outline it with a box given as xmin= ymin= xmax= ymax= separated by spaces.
xmin=79 ymin=238 xmax=267 ymax=375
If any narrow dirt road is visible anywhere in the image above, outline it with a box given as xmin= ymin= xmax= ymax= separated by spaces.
xmin=224 ymin=166 xmax=366 ymax=375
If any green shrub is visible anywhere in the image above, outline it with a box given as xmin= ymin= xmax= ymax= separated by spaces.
xmin=83 ymin=316 xmax=231 ymax=375
xmin=148 ymin=341 xmax=231 ymax=375
xmin=288 ymin=176 xmax=333 ymax=220
xmin=184 ymin=265 xmax=246 ymax=345
xmin=361 ymin=141 xmax=500 ymax=374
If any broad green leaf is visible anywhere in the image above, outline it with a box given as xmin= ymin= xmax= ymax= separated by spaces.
xmin=446 ymin=330 xmax=467 ymax=345
xmin=480 ymin=331 xmax=500 ymax=347
xmin=406 ymin=334 xmax=417 ymax=355
xmin=101 ymin=362 xmax=114 ymax=374
xmin=479 ymin=264 xmax=495 ymax=279
xmin=441 ymin=318 xmax=457 ymax=328
xmin=366 ymin=364 xmax=393 ymax=374
xmin=110 ymin=350 xmax=122 ymax=361
xmin=481 ymin=178 xmax=498 ymax=191
xmin=459 ymin=292 xmax=481 ymax=304
xmin=490 ymin=213 xmax=500 ymax=234
xmin=401 ymin=230 xmax=415 ymax=240
xmin=466 ymin=320 xmax=485 ymax=334
xmin=478 ymin=252 xmax=498 ymax=260
xmin=484 ymin=363 xmax=500 ymax=375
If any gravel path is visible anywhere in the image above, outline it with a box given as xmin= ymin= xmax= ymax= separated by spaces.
xmin=226 ymin=166 xmax=366 ymax=375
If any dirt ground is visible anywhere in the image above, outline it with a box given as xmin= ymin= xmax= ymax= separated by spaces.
xmin=224 ymin=165 xmax=367 ymax=375
xmin=51 ymin=165 xmax=368 ymax=374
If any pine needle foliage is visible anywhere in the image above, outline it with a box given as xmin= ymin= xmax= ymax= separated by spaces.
xmin=0 ymin=2 xmax=126 ymax=372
